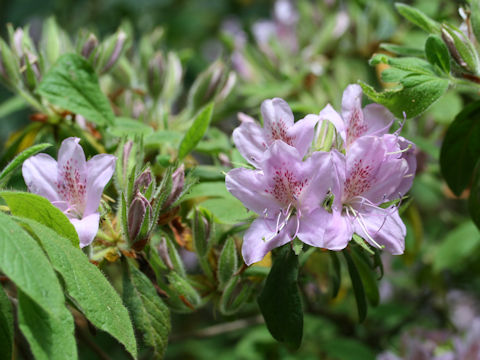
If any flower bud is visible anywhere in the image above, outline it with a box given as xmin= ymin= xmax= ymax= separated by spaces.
xmin=134 ymin=168 xmax=153 ymax=195
xmin=81 ymin=33 xmax=98 ymax=59
xmin=192 ymin=209 xmax=211 ymax=258
xmin=163 ymin=165 xmax=185 ymax=210
xmin=161 ymin=52 xmax=183 ymax=104
xmin=147 ymin=52 xmax=165 ymax=98
xmin=188 ymin=60 xmax=235 ymax=111
xmin=442 ymin=24 xmax=480 ymax=74
xmin=471 ymin=0 xmax=480 ymax=43
xmin=99 ymin=30 xmax=127 ymax=74
xmin=127 ymin=192 xmax=152 ymax=250
xmin=157 ymin=237 xmax=174 ymax=270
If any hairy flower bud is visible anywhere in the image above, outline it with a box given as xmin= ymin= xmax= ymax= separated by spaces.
xmin=127 ymin=192 xmax=153 ymax=250
xmin=147 ymin=52 xmax=165 ymax=98
xmin=442 ymin=24 xmax=480 ymax=74
xmin=134 ymin=168 xmax=153 ymax=195
xmin=163 ymin=165 xmax=185 ymax=210
xmin=99 ymin=30 xmax=127 ymax=74
xmin=81 ymin=33 xmax=98 ymax=59
xmin=157 ymin=237 xmax=174 ymax=270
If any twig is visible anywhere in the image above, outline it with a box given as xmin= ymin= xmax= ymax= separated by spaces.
xmin=170 ymin=315 xmax=264 ymax=342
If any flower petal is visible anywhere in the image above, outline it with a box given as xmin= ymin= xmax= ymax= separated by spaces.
xmin=353 ymin=206 xmax=405 ymax=255
xmin=289 ymin=114 xmax=318 ymax=158
xmin=341 ymin=84 xmax=364 ymax=133
xmin=70 ymin=212 xmax=100 ymax=248
xmin=362 ymin=103 xmax=394 ymax=136
xmin=323 ymin=210 xmax=353 ymax=250
xmin=232 ymin=120 xmax=268 ymax=167
xmin=297 ymin=208 xmax=334 ymax=248
xmin=261 ymin=98 xmax=296 ymax=146
xmin=318 ymin=104 xmax=346 ymax=143
xmin=58 ymin=137 xmax=87 ymax=175
xmin=84 ymin=154 xmax=116 ymax=215
xmin=225 ymin=167 xmax=278 ymax=215
xmin=22 ymin=153 xmax=60 ymax=203
xmin=241 ymin=217 xmax=294 ymax=265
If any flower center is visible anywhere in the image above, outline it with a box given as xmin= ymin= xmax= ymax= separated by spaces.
xmin=343 ymin=159 xmax=373 ymax=201
xmin=56 ymin=159 xmax=87 ymax=218
xmin=267 ymin=118 xmax=294 ymax=146
xmin=346 ymin=108 xmax=367 ymax=147
xmin=266 ymin=167 xmax=308 ymax=208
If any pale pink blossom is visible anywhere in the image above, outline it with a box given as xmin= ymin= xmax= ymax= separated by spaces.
xmin=22 ymin=137 xmax=115 ymax=247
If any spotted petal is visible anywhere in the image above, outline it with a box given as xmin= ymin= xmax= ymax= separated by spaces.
xmin=232 ymin=120 xmax=268 ymax=167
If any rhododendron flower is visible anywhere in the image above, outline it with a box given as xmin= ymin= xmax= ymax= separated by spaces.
xmin=233 ymin=98 xmax=317 ymax=167
xmin=226 ymin=140 xmax=339 ymax=265
xmin=318 ymin=84 xmax=394 ymax=149
xmin=22 ymin=137 xmax=116 ymax=247
xmin=326 ymin=135 xmax=416 ymax=254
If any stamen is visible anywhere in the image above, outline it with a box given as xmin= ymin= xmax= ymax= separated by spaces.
xmin=386 ymin=144 xmax=412 ymax=156
xmin=348 ymin=205 xmax=383 ymax=249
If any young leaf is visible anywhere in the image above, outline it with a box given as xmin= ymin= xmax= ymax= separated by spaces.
xmin=122 ymin=259 xmax=171 ymax=359
xmin=343 ymin=249 xmax=367 ymax=322
xmin=0 ymin=212 xmax=76 ymax=360
xmin=440 ymin=100 xmax=480 ymax=196
xmin=37 ymin=53 xmax=114 ymax=126
xmin=425 ymin=35 xmax=450 ymax=74
xmin=0 ymin=143 xmax=51 ymax=187
xmin=217 ymin=238 xmax=238 ymax=289
xmin=258 ymin=245 xmax=303 ymax=349
xmin=0 ymin=191 xmax=79 ymax=247
xmin=360 ymin=74 xmax=448 ymax=119
xmin=17 ymin=218 xmax=138 ymax=359
xmin=395 ymin=3 xmax=441 ymax=34
xmin=0 ymin=285 xmax=13 ymax=360
xmin=178 ymin=103 xmax=214 ymax=160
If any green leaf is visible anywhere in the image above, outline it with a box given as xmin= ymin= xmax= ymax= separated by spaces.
xmin=107 ymin=117 xmax=154 ymax=138
xmin=469 ymin=163 xmax=480 ymax=230
xmin=471 ymin=0 xmax=480 ymax=44
xmin=425 ymin=35 xmax=451 ymax=74
xmin=350 ymin=247 xmax=380 ymax=307
xmin=379 ymin=43 xmax=425 ymax=57
xmin=0 ymin=191 xmax=79 ymax=247
xmin=440 ymin=100 xmax=480 ymax=196
xmin=166 ymin=271 xmax=201 ymax=312
xmin=433 ymin=221 xmax=480 ymax=272
xmin=217 ymin=238 xmax=238 ymax=289
xmin=0 ymin=212 xmax=76 ymax=360
xmin=17 ymin=218 xmax=138 ymax=358
xmin=343 ymin=249 xmax=367 ymax=322
xmin=181 ymin=181 xmax=231 ymax=201
xmin=0 ymin=143 xmax=51 ymax=187
xmin=360 ymin=74 xmax=449 ymax=119
xmin=199 ymin=196 xmax=251 ymax=225
xmin=370 ymin=54 xmax=436 ymax=75
xmin=0 ymin=285 xmax=13 ymax=360
xmin=329 ymin=252 xmax=341 ymax=299
xmin=37 ymin=53 xmax=114 ymax=126
xmin=322 ymin=337 xmax=375 ymax=360
xmin=395 ymin=3 xmax=441 ymax=34
xmin=258 ymin=245 xmax=303 ymax=349
xmin=178 ymin=103 xmax=214 ymax=160
xmin=122 ymin=259 xmax=170 ymax=359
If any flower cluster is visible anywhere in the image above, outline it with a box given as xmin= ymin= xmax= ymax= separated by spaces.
xmin=226 ymin=84 xmax=416 ymax=265
xmin=22 ymin=137 xmax=115 ymax=247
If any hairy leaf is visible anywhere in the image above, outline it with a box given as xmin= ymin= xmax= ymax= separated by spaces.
xmin=37 ymin=53 xmax=114 ymax=126
xmin=0 ymin=285 xmax=13 ymax=360
xmin=178 ymin=103 xmax=214 ymax=160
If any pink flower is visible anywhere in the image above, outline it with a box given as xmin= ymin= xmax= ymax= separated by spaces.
xmin=226 ymin=140 xmax=337 ymax=265
xmin=326 ymin=135 xmax=415 ymax=254
xmin=233 ymin=98 xmax=317 ymax=167
xmin=317 ymin=84 xmax=394 ymax=149
xmin=22 ymin=137 xmax=116 ymax=247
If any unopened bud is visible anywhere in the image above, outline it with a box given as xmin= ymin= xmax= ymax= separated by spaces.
xmin=134 ymin=168 xmax=153 ymax=195
xmin=188 ymin=60 xmax=233 ymax=111
xmin=0 ymin=39 xmax=19 ymax=87
xmin=81 ymin=33 xmax=98 ymax=59
xmin=193 ymin=209 xmax=211 ymax=258
xmin=127 ymin=193 xmax=152 ymax=250
xmin=157 ymin=237 xmax=174 ymax=270
xmin=442 ymin=24 xmax=480 ymax=74
xmin=163 ymin=165 xmax=185 ymax=210
xmin=147 ymin=52 xmax=165 ymax=98
xmin=161 ymin=52 xmax=183 ymax=103
xmin=100 ymin=30 xmax=127 ymax=74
